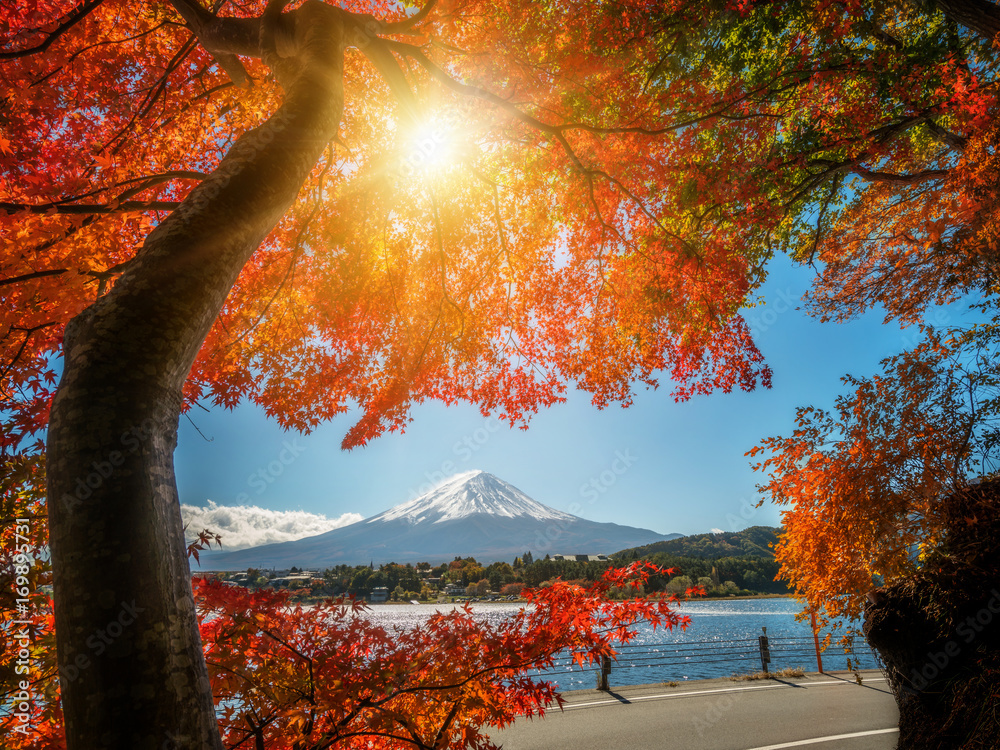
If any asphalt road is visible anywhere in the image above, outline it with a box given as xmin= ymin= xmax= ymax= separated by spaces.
xmin=489 ymin=671 xmax=900 ymax=750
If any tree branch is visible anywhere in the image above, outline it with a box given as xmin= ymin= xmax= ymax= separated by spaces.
xmin=932 ymin=0 xmax=1000 ymax=43
xmin=37 ymin=171 xmax=207 ymax=207
xmin=383 ymin=38 xmax=790 ymax=141
xmin=0 ymin=0 xmax=105 ymax=60
xmin=103 ymin=36 xmax=200 ymax=152
xmin=0 ymin=269 xmax=68 ymax=288
xmin=926 ymin=120 xmax=969 ymax=151
xmin=381 ymin=0 xmax=437 ymax=33
xmin=1 ymin=200 xmax=179 ymax=215
xmin=167 ymin=0 xmax=251 ymax=86
xmin=850 ymin=166 xmax=951 ymax=184
xmin=0 ymin=323 xmax=59 ymax=387
xmin=353 ymin=37 xmax=420 ymax=121
xmin=430 ymin=700 xmax=462 ymax=749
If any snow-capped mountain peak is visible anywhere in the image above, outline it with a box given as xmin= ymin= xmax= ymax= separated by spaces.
xmin=199 ymin=469 xmax=681 ymax=568
xmin=368 ymin=470 xmax=575 ymax=525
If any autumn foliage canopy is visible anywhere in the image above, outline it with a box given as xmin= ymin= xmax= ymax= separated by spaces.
xmin=1 ymin=0 xmax=783 ymax=457
xmin=4 ymin=2 xmax=999 ymax=446
xmin=5 ymin=0 xmax=1000 ymax=746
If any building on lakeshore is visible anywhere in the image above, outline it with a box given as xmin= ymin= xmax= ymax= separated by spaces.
xmin=370 ymin=587 xmax=390 ymax=603
xmin=270 ymin=572 xmax=319 ymax=587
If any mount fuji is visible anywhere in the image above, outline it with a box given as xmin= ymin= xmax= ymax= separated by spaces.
xmin=198 ymin=470 xmax=680 ymax=569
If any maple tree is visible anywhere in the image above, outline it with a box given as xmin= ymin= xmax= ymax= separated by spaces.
xmin=4 ymin=0 xmax=768 ymax=745
xmin=5 ymin=0 xmax=1000 ymax=747
xmin=750 ymin=319 xmax=1000 ymax=748
xmin=750 ymin=322 xmax=1000 ymax=621
xmin=196 ymin=564 xmax=685 ymax=750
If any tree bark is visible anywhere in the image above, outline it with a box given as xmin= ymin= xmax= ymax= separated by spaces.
xmin=864 ymin=480 xmax=1000 ymax=749
xmin=46 ymin=4 xmax=346 ymax=747
xmin=934 ymin=0 xmax=1000 ymax=42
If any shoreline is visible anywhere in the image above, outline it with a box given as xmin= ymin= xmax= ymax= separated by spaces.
xmin=292 ymin=592 xmax=797 ymax=606
xmin=361 ymin=592 xmax=795 ymax=605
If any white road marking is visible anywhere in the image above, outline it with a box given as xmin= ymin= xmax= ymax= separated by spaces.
xmin=744 ymin=727 xmax=900 ymax=749
xmin=563 ymin=677 xmax=888 ymax=710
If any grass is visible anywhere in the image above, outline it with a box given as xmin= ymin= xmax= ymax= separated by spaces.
xmin=730 ymin=667 xmax=806 ymax=681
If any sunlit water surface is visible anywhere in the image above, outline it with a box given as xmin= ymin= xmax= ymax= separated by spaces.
xmin=354 ymin=598 xmax=880 ymax=691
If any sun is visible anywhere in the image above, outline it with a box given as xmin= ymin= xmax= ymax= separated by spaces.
xmin=398 ymin=117 xmax=459 ymax=178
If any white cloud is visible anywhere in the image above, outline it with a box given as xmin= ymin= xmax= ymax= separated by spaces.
xmin=181 ymin=500 xmax=362 ymax=550
xmin=710 ymin=528 xmax=725 ymax=534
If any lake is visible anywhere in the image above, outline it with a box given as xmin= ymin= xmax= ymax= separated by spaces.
xmin=357 ymin=597 xmax=882 ymax=691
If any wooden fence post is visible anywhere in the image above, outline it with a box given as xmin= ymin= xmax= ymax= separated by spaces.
xmin=598 ymin=655 xmax=612 ymax=691
xmin=811 ymin=609 xmax=824 ymax=673
xmin=758 ymin=627 xmax=771 ymax=674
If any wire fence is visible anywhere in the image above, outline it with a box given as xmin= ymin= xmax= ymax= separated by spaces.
xmin=535 ymin=632 xmax=881 ymax=689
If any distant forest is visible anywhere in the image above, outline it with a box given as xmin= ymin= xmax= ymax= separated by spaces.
xmin=616 ymin=525 xmax=782 ymax=559
xmin=220 ymin=526 xmax=792 ymax=600
xmin=612 ymin=526 xmax=792 ymax=596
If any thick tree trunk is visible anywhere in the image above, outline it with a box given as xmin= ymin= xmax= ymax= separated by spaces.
xmin=46 ymin=6 xmax=345 ymax=748
xmin=864 ymin=480 xmax=1000 ymax=749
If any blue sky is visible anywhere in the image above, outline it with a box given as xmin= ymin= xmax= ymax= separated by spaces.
xmin=176 ymin=254 xmax=964 ymax=549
